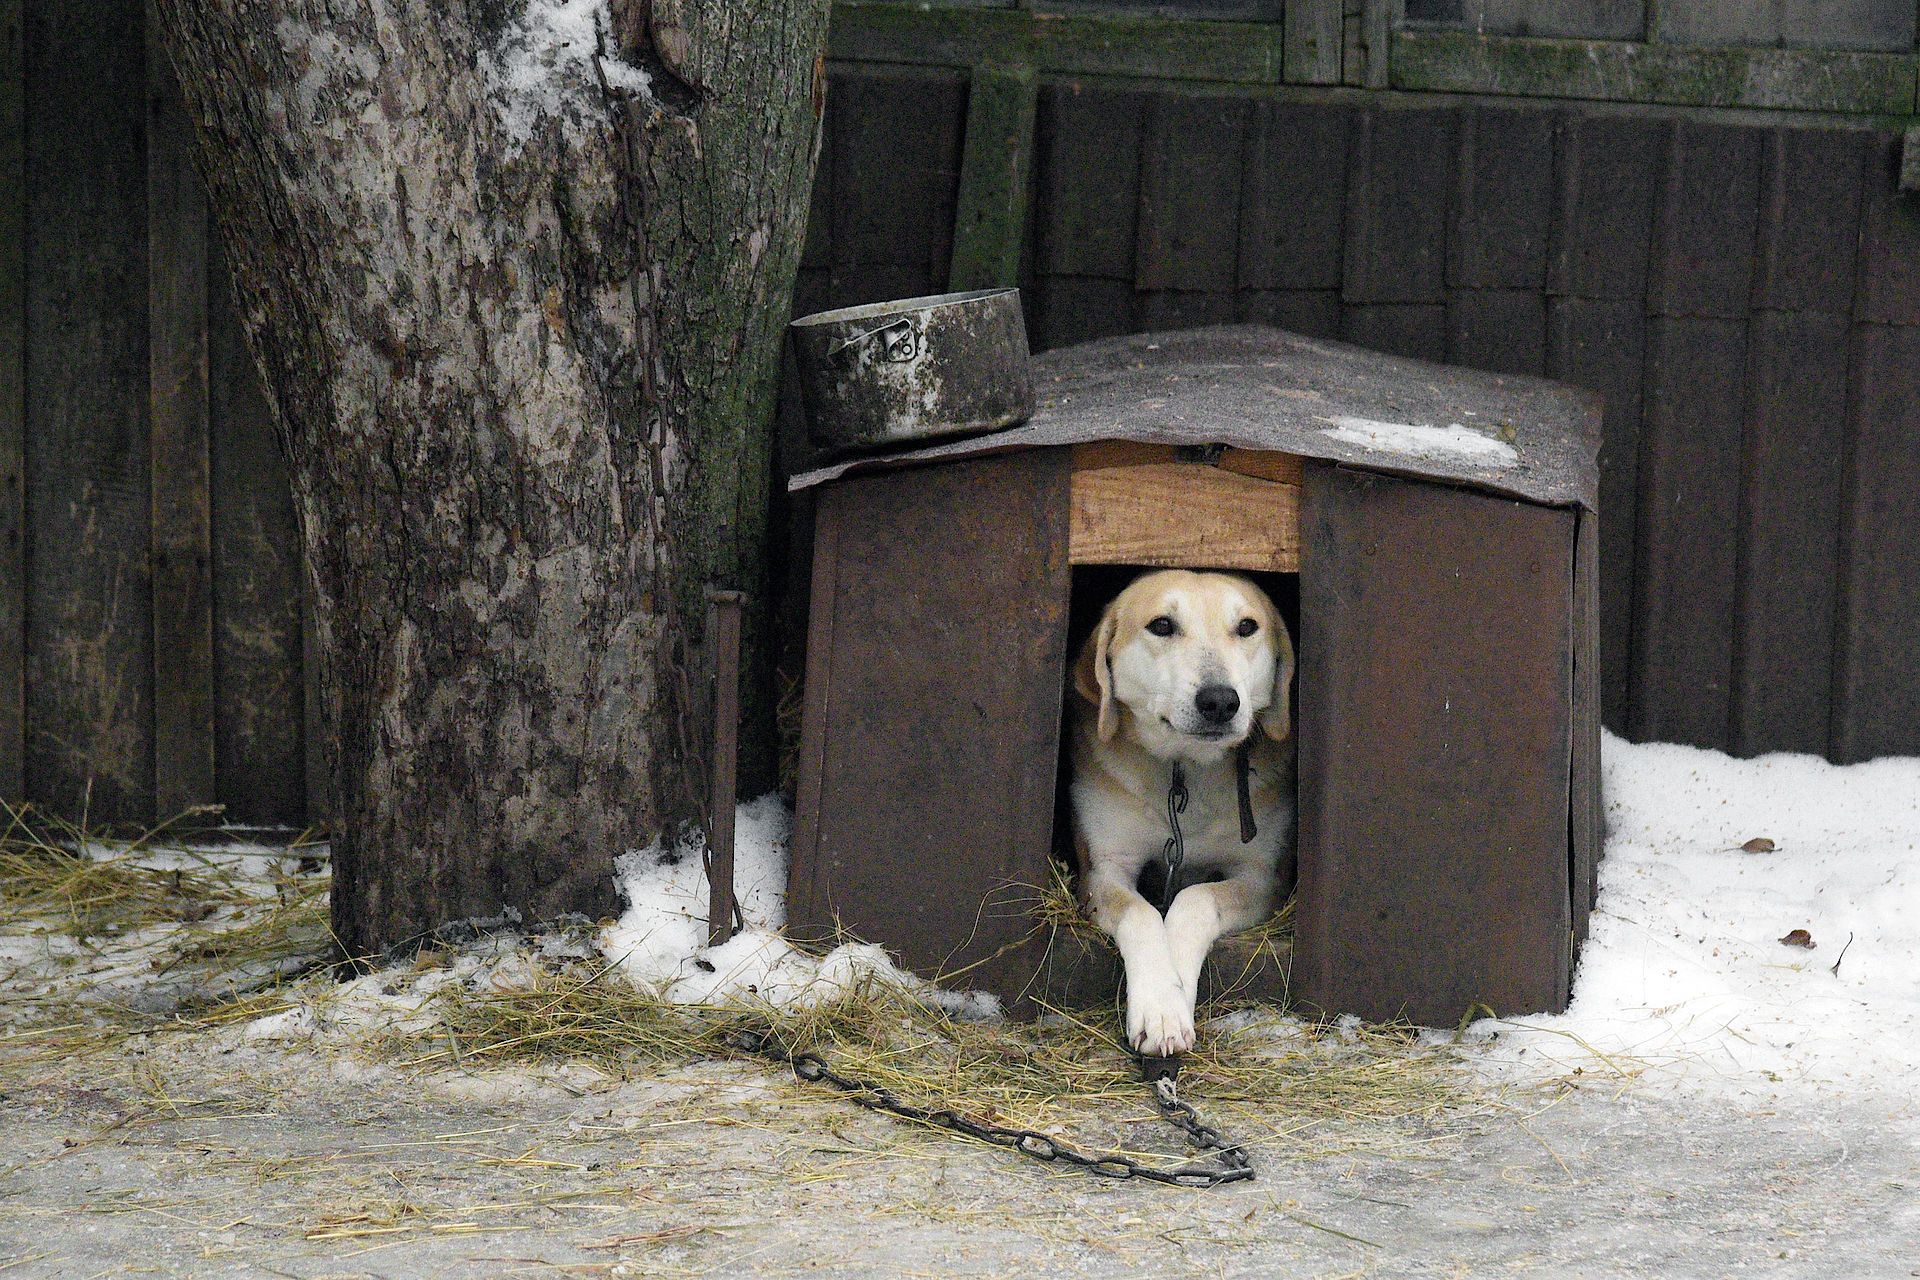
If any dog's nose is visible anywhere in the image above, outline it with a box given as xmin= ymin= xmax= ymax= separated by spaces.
xmin=1194 ymin=685 xmax=1240 ymax=725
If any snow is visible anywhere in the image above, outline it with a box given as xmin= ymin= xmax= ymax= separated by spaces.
xmin=597 ymin=794 xmax=1002 ymax=1018
xmin=1318 ymin=413 xmax=1521 ymax=466
xmin=487 ymin=0 xmax=651 ymax=148
xmin=1472 ymin=733 xmax=1920 ymax=1108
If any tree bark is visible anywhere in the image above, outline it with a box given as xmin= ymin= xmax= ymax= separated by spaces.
xmin=152 ymin=0 xmax=827 ymax=957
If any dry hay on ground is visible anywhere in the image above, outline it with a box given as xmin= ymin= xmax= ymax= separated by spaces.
xmin=2 ymin=804 xmax=1494 ymax=1179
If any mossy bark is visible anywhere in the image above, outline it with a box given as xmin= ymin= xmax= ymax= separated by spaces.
xmin=152 ymin=0 xmax=826 ymax=958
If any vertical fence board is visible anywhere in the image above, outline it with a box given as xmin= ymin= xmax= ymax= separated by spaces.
xmin=947 ymin=61 xmax=1038 ymax=293
xmin=1752 ymin=128 xmax=1868 ymax=315
xmin=0 ymin=0 xmax=22 ymax=802
xmin=1832 ymin=324 xmax=1920 ymax=762
xmin=1137 ymin=92 xmax=1248 ymax=327
xmin=1857 ymin=132 xmax=1920 ymax=326
xmin=1729 ymin=312 xmax=1849 ymax=756
xmin=1450 ymin=103 xmax=1555 ymax=291
xmin=1547 ymin=296 xmax=1644 ymax=732
xmin=1631 ymin=316 xmax=1747 ymax=749
xmin=829 ymin=71 xmax=966 ymax=306
xmin=1284 ymin=0 xmax=1344 ymax=84
xmin=25 ymin=0 xmax=153 ymax=823
xmin=146 ymin=24 xmax=214 ymax=818
xmin=1239 ymin=101 xmax=1350 ymax=291
xmin=1343 ymin=106 xmax=1454 ymax=305
xmin=1547 ymin=114 xmax=1665 ymax=301
xmin=1647 ymin=122 xmax=1762 ymax=319
xmin=1447 ymin=288 xmax=1546 ymax=375
xmin=1343 ymin=304 xmax=1447 ymax=361
xmin=209 ymin=244 xmax=306 ymax=826
xmin=1031 ymin=83 xmax=1146 ymax=349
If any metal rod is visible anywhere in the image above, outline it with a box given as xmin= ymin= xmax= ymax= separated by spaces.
xmin=705 ymin=588 xmax=746 ymax=947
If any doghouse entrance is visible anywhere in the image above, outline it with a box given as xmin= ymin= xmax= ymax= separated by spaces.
xmin=1049 ymin=563 xmax=1303 ymax=1006
xmin=1045 ymin=441 xmax=1307 ymax=1009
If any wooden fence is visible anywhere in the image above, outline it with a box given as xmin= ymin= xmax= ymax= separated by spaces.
xmin=3 ymin=0 xmax=1919 ymax=827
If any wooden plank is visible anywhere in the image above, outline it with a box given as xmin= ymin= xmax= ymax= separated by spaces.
xmin=1283 ymin=0 xmax=1343 ymax=85
xmin=1033 ymin=84 xmax=1145 ymax=281
xmin=828 ymin=3 xmax=1286 ymax=84
xmin=208 ymin=242 xmax=307 ymax=825
xmin=1546 ymin=297 xmax=1644 ymax=733
xmin=0 ymin=0 xmax=22 ymax=802
xmin=1391 ymin=30 xmax=1918 ymax=115
xmin=1547 ymin=113 xmax=1665 ymax=301
xmin=1238 ymin=101 xmax=1350 ymax=291
xmin=1071 ymin=441 xmax=1305 ymax=485
xmin=1570 ymin=505 xmax=1602 ymax=946
xmin=1136 ymin=290 xmax=1235 ymax=331
xmin=1424 ymin=0 xmax=1646 ymax=41
xmin=1728 ymin=311 xmax=1849 ymax=758
xmin=1629 ymin=316 xmax=1747 ymax=750
xmin=1830 ymin=325 xmax=1920 ymax=763
xmin=1647 ymin=121 xmax=1762 ymax=320
xmin=147 ymin=19 xmax=214 ymax=818
xmin=1659 ymin=0 xmax=1915 ymax=52
xmin=1070 ymin=464 xmax=1298 ymax=572
xmin=1342 ymin=302 xmax=1447 ymax=361
xmin=1239 ymin=288 xmax=1341 ymax=339
xmin=947 ymin=61 xmax=1038 ymax=292
xmin=1296 ymin=464 xmax=1574 ymax=1023
xmin=25 ymin=0 xmax=153 ymax=822
xmin=1782 ymin=0 xmax=1916 ymax=53
xmin=787 ymin=451 xmax=1072 ymax=1008
xmin=1450 ymin=103 xmax=1555 ymax=291
xmin=1446 ymin=289 xmax=1546 ymax=376
xmin=1029 ymin=275 xmax=1132 ymax=352
xmin=1342 ymin=107 xmax=1454 ymax=305
xmin=1752 ymin=128 xmax=1869 ymax=315
xmin=1361 ymin=0 xmax=1391 ymax=88
xmin=829 ymin=70 xmax=967 ymax=300
xmin=1136 ymin=92 xmax=1248 ymax=295
xmin=1856 ymin=131 xmax=1920 ymax=326
xmin=1650 ymin=0 xmax=1778 ymax=47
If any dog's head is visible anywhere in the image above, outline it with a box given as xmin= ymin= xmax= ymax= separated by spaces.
xmin=1071 ymin=569 xmax=1294 ymax=762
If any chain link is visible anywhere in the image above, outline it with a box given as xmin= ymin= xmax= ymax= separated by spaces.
xmin=731 ymin=1027 xmax=1255 ymax=1188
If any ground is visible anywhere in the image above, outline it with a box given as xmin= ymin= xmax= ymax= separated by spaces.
xmin=5 ymin=1028 xmax=1916 ymax=1278
xmin=4 ymin=732 xmax=1917 ymax=1278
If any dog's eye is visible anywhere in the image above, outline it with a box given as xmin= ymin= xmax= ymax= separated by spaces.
xmin=1145 ymin=616 xmax=1177 ymax=638
xmin=1235 ymin=618 xmax=1259 ymax=637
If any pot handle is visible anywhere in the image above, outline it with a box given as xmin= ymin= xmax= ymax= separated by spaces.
xmin=825 ymin=317 xmax=919 ymax=363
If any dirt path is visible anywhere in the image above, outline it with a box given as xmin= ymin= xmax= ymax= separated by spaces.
xmin=3 ymin=1035 xmax=1914 ymax=1279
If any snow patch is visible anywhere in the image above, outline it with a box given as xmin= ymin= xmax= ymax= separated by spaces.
xmin=1474 ymin=733 xmax=1920 ymax=1106
xmin=1319 ymin=414 xmax=1520 ymax=466
xmin=598 ymin=795 xmax=1002 ymax=1017
xmin=488 ymin=0 xmax=651 ymax=148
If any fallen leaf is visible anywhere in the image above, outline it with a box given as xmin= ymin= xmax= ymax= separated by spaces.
xmin=1741 ymin=837 xmax=1776 ymax=853
xmin=1779 ymin=929 xmax=1815 ymax=949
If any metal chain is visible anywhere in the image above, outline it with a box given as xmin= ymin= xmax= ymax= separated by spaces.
xmin=1160 ymin=761 xmax=1190 ymax=913
xmin=731 ymin=1027 xmax=1254 ymax=1188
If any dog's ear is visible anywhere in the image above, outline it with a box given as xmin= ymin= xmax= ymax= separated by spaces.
xmin=1071 ymin=613 xmax=1121 ymax=742
xmin=1258 ymin=623 xmax=1296 ymax=743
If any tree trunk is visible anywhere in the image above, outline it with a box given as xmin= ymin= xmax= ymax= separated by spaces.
xmin=152 ymin=0 xmax=827 ymax=958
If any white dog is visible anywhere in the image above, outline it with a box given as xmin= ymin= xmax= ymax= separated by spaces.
xmin=1068 ymin=570 xmax=1297 ymax=1057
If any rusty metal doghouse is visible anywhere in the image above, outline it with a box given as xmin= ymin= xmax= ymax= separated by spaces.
xmin=785 ymin=324 xmax=1603 ymax=1027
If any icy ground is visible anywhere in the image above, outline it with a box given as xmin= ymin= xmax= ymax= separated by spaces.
xmin=3 ymin=734 xmax=1917 ymax=1277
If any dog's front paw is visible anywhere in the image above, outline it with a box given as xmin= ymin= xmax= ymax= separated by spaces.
xmin=1126 ymin=981 xmax=1196 ymax=1057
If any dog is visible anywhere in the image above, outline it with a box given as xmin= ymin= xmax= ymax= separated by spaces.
xmin=1068 ymin=569 xmax=1297 ymax=1058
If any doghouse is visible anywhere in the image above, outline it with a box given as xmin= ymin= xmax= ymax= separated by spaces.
xmin=785 ymin=325 xmax=1602 ymax=1027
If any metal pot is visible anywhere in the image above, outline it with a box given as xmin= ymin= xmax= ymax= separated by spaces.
xmin=789 ymin=288 xmax=1034 ymax=455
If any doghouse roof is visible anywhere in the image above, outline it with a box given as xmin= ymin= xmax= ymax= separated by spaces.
xmin=789 ymin=325 xmax=1601 ymax=510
